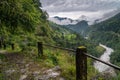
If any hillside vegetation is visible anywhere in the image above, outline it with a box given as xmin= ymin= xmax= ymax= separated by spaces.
xmin=87 ymin=13 xmax=120 ymax=79
xmin=0 ymin=0 xmax=106 ymax=80
xmin=66 ymin=20 xmax=88 ymax=36
xmin=87 ymin=13 xmax=120 ymax=66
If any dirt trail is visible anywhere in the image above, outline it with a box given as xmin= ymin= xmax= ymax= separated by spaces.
xmin=0 ymin=51 xmax=63 ymax=80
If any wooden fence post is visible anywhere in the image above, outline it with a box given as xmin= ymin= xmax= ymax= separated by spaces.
xmin=0 ymin=41 xmax=2 ymax=49
xmin=38 ymin=42 xmax=43 ymax=56
xmin=3 ymin=43 xmax=6 ymax=49
xmin=76 ymin=46 xmax=87 ymax=80
xmin=11 ymin=43 xmax=14 ymax=50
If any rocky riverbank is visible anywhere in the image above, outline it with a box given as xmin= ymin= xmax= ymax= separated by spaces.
xmin=93 ymin=44 xmax=116 ymax=79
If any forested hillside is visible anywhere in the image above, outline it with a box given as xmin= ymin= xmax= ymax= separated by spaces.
xmin=66 ymin=20 xmax=88 ymax=36
xmin=0 ymin=0 xmax=45 ymax=32
xmin=0 ymin=0 xmax=104 ymax=56
xmin=0 ymin=0 xmax=55 ymax=45
xmin=87 ymin=13 xmax=120 ymax=66
xmin=0 ymin=0 xmax=106 ymax=80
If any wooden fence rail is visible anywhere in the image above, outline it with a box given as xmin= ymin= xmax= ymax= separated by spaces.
xmin=1 ymin=41 xmax=120 ymax=80
xmin=37 ymin=42 xmax=120 ymax=80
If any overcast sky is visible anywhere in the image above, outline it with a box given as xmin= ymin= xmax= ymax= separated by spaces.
xmin=40 ymin=0 xmax=120 ymax=20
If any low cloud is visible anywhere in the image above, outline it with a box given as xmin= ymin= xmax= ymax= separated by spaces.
xmin=40 ymin=0 xmax=120 ymax=21
xmin=41 ymin=0 xmax=120 ymax=12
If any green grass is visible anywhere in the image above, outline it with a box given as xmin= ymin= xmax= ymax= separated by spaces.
xmin=21 ymin=46 xmax=76 ymax=79
xmin=0 ymin=54 xmax=6 ymax=60
xmin=96 ymin=46 xmax=105 ymax=54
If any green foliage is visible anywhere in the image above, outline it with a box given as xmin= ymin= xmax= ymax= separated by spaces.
xmin=0 ymin=73 xmax=4 ymax=80
xmin=0 ymin=54 xmax=6 ymax=60
xmin=87 ymin=12 xmax=120 ymax=78
xmin=112 ymin=73 xmax=120 ymax=80
xmin=66 ymin=20 xmax=89 ymax=36
xmin=0 ymin=0 xmax=47 ymax=33
xmin=87 ymin=58 xmax=98 ymax=80
xmin=49 ymin=21 xmax=105 ymax=59
xmin=0 ymin=0 xmax=107 ymax=79
xmin=88 ymin=13 xmax=120 ymax=48
xmin=111 ymin=50 xmax=120 ymax=66
xmin=88 ymin=13 xmax=120 ymax=62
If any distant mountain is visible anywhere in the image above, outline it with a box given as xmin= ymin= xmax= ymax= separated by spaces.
xmin=48 ymin=16 xmax=79 ymax=25
xmin=49 ymin=12 xmax=119 ymax=26
xmin=49 ymin=16 xmax=89 ymax=36
xmin=66 ymin=20 xmax=89 ymax=36
xmin=93 ymin=9 xmax=120 ymax=24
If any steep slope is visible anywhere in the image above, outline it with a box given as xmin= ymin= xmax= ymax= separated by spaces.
xmin=0 ymin=0 xmax=54 ymax=43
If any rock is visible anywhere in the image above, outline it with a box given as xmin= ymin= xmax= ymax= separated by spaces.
xmin=33 ymin=71 xmax=41 ymax=76
xmin=34 ymin=66 xmax=62 ymax=80
xmin=47 ymin=72 xmax=60 ymax=77
xmin=43 ymin=66 xmax=61 ymax=74
xmin=52 ymin=66 xmax=61 ymax=71
xmin=19 ymin=75 xmax=27 ymax=80
xmin=16 ymin=60 xmax=26 ymax=65
xmin=91 ymin=70 xmax=116 ymax=80
xmin=104 ymin=68 xmax=116 ymax=77
xmin=25 ymin=64 xmax=29 ymax=67
xmin=43 ymin=69 xmax=52 ymax=74
xmin=60 ymin=77 xmax=65 ymax=80
xmin=5 ymin=69 xmax=15 ymax=75
xmin=35 ymin=75 xmax=49 ymax=80
xmin=20 ymin=69 xmax=27 ymax=74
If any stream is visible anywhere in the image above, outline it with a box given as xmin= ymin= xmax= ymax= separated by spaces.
xmin=94 ymin=44 xmax=116 ymax=76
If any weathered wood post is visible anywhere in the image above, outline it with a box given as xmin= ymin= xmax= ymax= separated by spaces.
xmin=11 ymin=43 xmax=14 ymax=50
xmin=0 ymin=37 xmax=1 ymax=48
xmin=38 ymin=42 xmax=43 ymax=56
xmin=3 ymin=43 xmax=6 ymax=49
xmin=76 ymin=46 xmax=87 ymax=80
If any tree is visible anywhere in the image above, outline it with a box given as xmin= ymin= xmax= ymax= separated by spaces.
xmin=0 ymin=0 xmax=46 ymax=33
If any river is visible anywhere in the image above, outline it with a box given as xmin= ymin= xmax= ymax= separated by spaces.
xmin=94 ymin=44 xmax=116 ymax=76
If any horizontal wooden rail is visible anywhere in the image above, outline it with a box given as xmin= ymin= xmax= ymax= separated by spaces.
xmin=43 ymin=43 xmax=75 ymax=52
xmin=84 ymin=53 xmax=120 ymax=71
xmin=39 ymin=42 xmax=120 ymax=71
xmin=38 ymin=42 xmax=120 ymax=80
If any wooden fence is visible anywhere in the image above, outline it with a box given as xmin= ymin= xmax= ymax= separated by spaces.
xmin=0 ymin=42 xmax=15 ymax=50
xmin=1 ymin=41 xmax=120 ymax=80
xmin=38 ymin=42 xmax=120 ymax=80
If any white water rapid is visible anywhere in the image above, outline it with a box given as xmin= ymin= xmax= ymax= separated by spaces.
xmin=94 ymin=44 xmax=116 ymax=76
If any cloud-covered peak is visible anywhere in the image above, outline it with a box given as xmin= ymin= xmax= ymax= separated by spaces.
xmin=40 ymin=0 xmax=120 ymax=22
